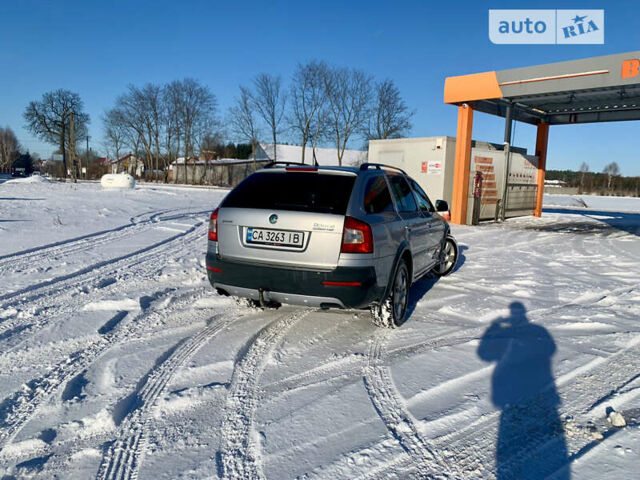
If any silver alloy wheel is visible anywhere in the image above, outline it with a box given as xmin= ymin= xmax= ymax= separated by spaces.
xmin=434 ymin=238 xmax=458 ymax=276
xmin=393 ymin=263 xmax=408 ymax=322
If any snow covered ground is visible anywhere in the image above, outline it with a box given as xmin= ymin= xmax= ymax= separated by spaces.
xmin=0 ymin=182 xmax=639 ymax=479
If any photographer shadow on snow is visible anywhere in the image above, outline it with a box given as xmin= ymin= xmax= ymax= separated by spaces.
xmin=478 ymin=302 xmax=569 ymax=479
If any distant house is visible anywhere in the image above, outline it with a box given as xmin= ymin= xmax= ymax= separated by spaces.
xmin=544 ymin=179 xmax=578 ymax=195
xmin=544 ymin=179 xmax=567 ymax=187
xmin=110 ymin=153 xmax=144 ymax=177
xmin=254 ymin=143 xmax=367 ymax=166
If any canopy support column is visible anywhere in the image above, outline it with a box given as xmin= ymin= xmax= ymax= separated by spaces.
xmin=499 ymin=102 xmax=514 ymax=221
xmin=451 ymin=103 xmax=474 ymax=225
xmin=534 ymin=123 xmax=549 ymax=217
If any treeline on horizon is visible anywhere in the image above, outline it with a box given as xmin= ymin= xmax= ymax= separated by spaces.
xmin=3 ymin=60 xmax=415 ymax=183
xmin=546 ymin=166 xmax=640 ymax=196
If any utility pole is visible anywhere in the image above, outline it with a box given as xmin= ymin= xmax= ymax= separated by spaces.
xmin=85 ymin=135 xmax=90 ymax=179
xmin=70 ymin=112 xmax=77 ymax=183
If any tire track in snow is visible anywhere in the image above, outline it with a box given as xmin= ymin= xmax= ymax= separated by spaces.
xmin=0 ymin=213 xmax=207 ymax=305
xmin=262 ymin=281 xmax=636 ymax=402
xmin=0 ymin=209 xmax=163 ymax=263
xmin=361 ymin=329 xmax=640 ymax=479
xmin=363 ymin=331 xmax=453 ymax=480
xmin=96 ymin=310 xmax=240 ymax=480
xmin=262 ymin=329 xmax=480 ymax=402
xmin=306 ymin=284 xmax=640 ymax=480
xmin=0 ymin=287 xmax=209 ymax=453
xmin=0 ymin=223 xmax=206 ymax=351
xmin=0 ymin=208 xmax=202 ymax=273
xmin=218 ymin=308 xmax=312 ymax=479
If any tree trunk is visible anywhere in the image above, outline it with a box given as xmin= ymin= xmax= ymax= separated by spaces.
xmin=61 ymin=122 xmax=67 ymax=179
xmin=251 ymin=139 xmax=257 ymax=170
xmin=300 ymin=134 xmax=307 ymax=164
xmin=155 ymin=137 xmax=160 ymax=183
xmin=272 ymin=130 xmax=277 ymax=162
xmin=312 ymin=129 xmax=321 ymax=166
xmin=69 ymin=112 xmax=77 ymax=183
xmin=183 ymin=143 xmax=188 ymax=185
xmin=174 ymin=139 xmax=180 ymax=184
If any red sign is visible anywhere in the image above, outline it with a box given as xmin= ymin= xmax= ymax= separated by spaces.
xmin=622 ymin=59 xmax=640 ymax=79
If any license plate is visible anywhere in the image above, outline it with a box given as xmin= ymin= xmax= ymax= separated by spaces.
xmin=246 ymin=227 xmax=304 ymax=248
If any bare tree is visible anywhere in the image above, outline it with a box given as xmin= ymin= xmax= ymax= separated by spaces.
xmin=603 ymin=162 xmax=620 ymax=192
xmin=108 ymin=84 xmax=163 ymax=181
xmin=252 ymin=73 xmax=286 ymax=162
xmin=367 ymin=79 xmax=414 ymax=140
xmin=163 ymin=86 xmax=181 ymax=182
xmin=166 ymin=79 xmax=217 ymax=184
xmin=24 ymin=89 xmax=89 ymax=178
xmin=310 ymin=104 xmax=329 ymax=165
xmin=164 ymin=81 xmax=184 ymax=183
xmin=289 ymin=61 xmax=328 ymax=164
xmin=579 ymin=162 xmax=589 ymax=193
xmin=102 ymin=110 xmax=127 ymax=163
xmin=229 ymin=86 xmax=260 ymax=167
xmin=199 ymin=131 xmax=224 ymax=184
xmin=324 ymin=67 xmax=372 ymax=165
xmin=0 ymin=127 xmax=20 ymax=172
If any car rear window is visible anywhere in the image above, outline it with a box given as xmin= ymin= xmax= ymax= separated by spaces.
xmin=221 ymin=171 xmax=356 ymax=214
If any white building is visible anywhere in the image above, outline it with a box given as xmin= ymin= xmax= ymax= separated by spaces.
xmin=254 ymin=143 xmax=367 ymax=166
xmin=110 ymin=153 xmax=145 ymax=177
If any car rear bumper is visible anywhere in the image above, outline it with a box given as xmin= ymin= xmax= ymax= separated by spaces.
xmin=206 ymin=252 xmax=381 ymax=309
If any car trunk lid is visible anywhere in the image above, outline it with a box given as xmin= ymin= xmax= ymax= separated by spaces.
xmin=216 ymin=170 xmax=356 ymax=270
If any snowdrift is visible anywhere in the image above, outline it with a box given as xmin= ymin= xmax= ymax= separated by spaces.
xmin=4 ymin=175 xmax=51 ymax=184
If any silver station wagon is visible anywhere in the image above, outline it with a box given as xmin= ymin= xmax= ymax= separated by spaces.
xmin=206 ymin=162 xmax=458 ymax=327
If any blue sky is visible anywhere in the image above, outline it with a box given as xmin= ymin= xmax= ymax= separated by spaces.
xmin=1 ymin=0 xmax=639 ymax=175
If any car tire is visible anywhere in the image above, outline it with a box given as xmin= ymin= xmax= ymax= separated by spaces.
xmin=432 ymin=236 xmax=458 ymax=277
xmin=371 ymin=259 xmax=409 ymax=328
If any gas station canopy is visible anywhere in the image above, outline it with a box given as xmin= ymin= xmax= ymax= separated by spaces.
xmin=443 ymin=51 xmax=640 ymax=225
xmin=445 ymin=51 xmax=640 ymax=125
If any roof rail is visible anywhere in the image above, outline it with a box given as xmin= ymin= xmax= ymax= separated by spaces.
xmin=264 ymin=161 xmax=317 ymax=168
xmin=359 ymin=163 xmax=407 ymax=175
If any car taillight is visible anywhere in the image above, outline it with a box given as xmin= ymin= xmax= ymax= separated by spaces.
xmin=208 ymin=208 xmax=219 ymax=241
xmin=341 ymin=216 xmax=373 ymax=254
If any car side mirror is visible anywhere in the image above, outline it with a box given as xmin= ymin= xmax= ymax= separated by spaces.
xmin=435 ymin=200 xmax=448 ymax=212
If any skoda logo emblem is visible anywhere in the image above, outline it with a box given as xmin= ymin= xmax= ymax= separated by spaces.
xmin=269 ymin=214 xmax=278 ymax=224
